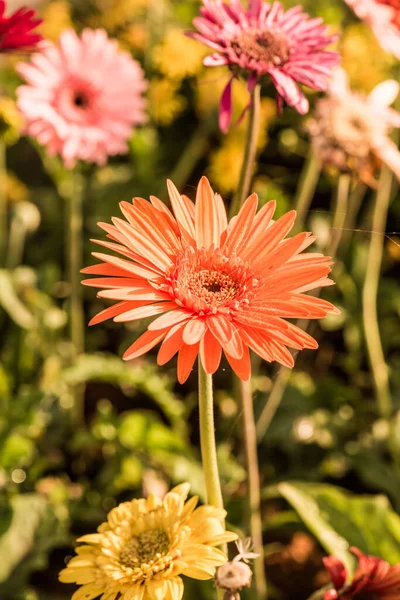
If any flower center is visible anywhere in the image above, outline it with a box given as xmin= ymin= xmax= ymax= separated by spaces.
xmin=231 ymin=28 xmax=290 ymax=66
xmin=180 ymin=267 xmax=241 ymax=309
xmin=73 ymin=91 xmax=90 ymax=109
xmin=119 ymin=529 xmax=170 ymax=568
xmin=376 ymin=0 xmax=400 ymax=30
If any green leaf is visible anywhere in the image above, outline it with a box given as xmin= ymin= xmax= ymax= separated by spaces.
xmin=0 ymin=493 xmax=69 ymax=588
xmin=0 ymin=271 xmax=35 ymax=329
xmin=278 ymin=482 xmax=400 ymax=570
xmin=63 ymin=353 xmax=186 ymax=431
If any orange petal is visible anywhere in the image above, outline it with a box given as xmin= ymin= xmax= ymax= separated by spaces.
xmin=81 ymin=263 xmax=133 ymax=277
xmin=177 ymin=343 xmax=199 ymax=383
xmin=223 ymin=192 xmax=258 ymax=254
xmin=148 ymin=308 xmax=191 ymax=331
xmin=157 ymin=323 xmax=185 ymax=365
xmin=123 ymin=329 xmax=167 ymax=361
xmin=88 ymin=301 xmax=138 ymax=326
xmin=98 ymin=287 xmax=169 ymax=302
xmin=81 ymin=277 xmax=140 ymax=289
xmin=245 ymin=209 xmax=296 ymax=263
xmin=167 ymin=179 xmax=196 ymax=240
xmin=112 ymin=217 xmax=173 ymax=271
xmin=256 ymin=232 xmax=309 ymax=275
xmin=182 ymin=318 xmax=207 ymax=345
xmin=91 ymin=252 xmax=160 ymax=279
xmin=195 ymin=176 xmax=221 ymax=250
xmin=207 ymin=314 xmax=243 ymax=359
xmin=200 ymin=329 xmax=222 ymax=375
xmin=248 ymin=200 xmax=276 ymax=240
xmin=114 ymin=302 xmax=177 ymax=323
xmin=225 ymin=345 xmax=251 ymax=380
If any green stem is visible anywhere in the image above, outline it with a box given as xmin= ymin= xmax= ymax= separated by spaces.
xmin=240 ymin=378 xmax=268 ymax=600
xmin=293 ymin=151 xmax=321 ymax=233
xmin=0 ymin=141 xmax=7 ymax=267
xmin=66 ymin=167 xmax=85 ymax=424
xmin=166 ymin=117 xmax=214 ymax=192
xmin=338 ymin=182 xmax=367 ymax=255
xmin=228 ymin=84 xmax=267 ymax=599
xmin=229 ymin=84 xmax=261 ymax=218
xmin=362 ymin=166 xmax=392 ymax=420
xmin=198 ymin=359 xmax=224 ymax=511
xmin=256 ymin=173 xmax=351 ymax=442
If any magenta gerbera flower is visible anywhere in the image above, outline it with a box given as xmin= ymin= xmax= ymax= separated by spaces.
xmin=188 ymin=0 xmax=340 ymax=132
xmin=0 ymin=0 xmax=42 ymax=53
xmin=16 ymin=28 xmax=147 ymax=168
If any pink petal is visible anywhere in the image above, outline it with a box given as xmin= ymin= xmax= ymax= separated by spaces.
xmin=219 ymin=77 xmax=234 ymax=134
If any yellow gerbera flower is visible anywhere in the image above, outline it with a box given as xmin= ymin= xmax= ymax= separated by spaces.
xmin=59 ymin=483 xmax=237 ymax=600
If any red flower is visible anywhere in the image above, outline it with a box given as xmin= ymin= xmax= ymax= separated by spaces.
xmin=323 ymin=547 xmax=400 ymax=600
xmin=0 ymin=0 xmax=42 ymax=53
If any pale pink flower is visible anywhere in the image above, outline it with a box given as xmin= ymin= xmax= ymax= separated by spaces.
xmin=188 ymin=0 xmax=339 ymax=132
xmin=16 ymin=28 xmax=147 ymax=168
xmin=308 ymin=68 xmax=400 ymax=184
xmin=344 ymin=0 xmax=400 ymax=59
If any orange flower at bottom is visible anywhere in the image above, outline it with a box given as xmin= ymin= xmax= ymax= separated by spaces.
xmin=82 ymin=177 xmax=339 ymax=383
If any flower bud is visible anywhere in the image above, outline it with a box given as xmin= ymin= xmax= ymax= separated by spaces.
xmin=216 ymin=560 xmax=253 ymax=591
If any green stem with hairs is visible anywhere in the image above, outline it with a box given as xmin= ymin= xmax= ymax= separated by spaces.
xmin=362 ymin=166 xmax=392 ymax=420
xmin=65 ymin=167 xmax=85 ymax=425
xmin=239 ymin=378 xmax=267 ymax=600
xmin=229 ymin=84 xmax=261 ymax=218
xmin=229 ymin=84 xmax=268 ymax=600
xmin=293 ymin=151 xmax=321 ymax=233
xmin=198 ymin=361 xmax=227 ymax=600
xmin=198 ymin=360 xmax=224 ymax=511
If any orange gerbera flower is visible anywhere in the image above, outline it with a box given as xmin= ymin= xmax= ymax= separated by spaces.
xmin=82 ymin=177 xmax=339 ymax=383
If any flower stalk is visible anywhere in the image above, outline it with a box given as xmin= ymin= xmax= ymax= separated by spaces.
xmin=229 ymin=84 xmax=261 ymax=218
xmin=0 ymin=141 xmax=6 ymax=267
xmin=230 ymin=84 xmax=267 ymax=599
xmin=66 ymin=167 xmax=85 ymax=425
xmin=239 ymin=379 xmax=267 ymax=600
xmin=293 ymin=151 xmax=321 ymax=232
xmin=362 ymin=166 xmax=393 ymax=420
xmin=198 ymin=359 xmax=224 ymax=511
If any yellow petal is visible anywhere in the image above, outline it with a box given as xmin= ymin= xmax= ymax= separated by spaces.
xmin=145 ymin=579 xmax=170 ymax=600
xmin=59 ymin=568 xmax=97 ymax=585
xmin=77 ymin=534 xmax=103 ymax=544
xmin=123 ymin=584 xmax=145 ymax=600
xmin=146 ymin=493 xmax=162 ymax=511
xmin=182 ymin=565 xmax=215 ymax=580
xmin=181 ymin=496 xmax=198 ymax=520
xmin=204 ymin=532 xmax=238 ymax=546
xmin=166 ymin=577 xmax=184 ymax=600
xmin=71 ymin=584 xmax=105 ymax=600
xmin=101 ymin=590 xmax=119 ymax=600
xmin=168 ymin=482 xmax=190 ymax=500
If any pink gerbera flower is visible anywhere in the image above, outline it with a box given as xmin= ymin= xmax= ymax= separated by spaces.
xmin=344 ymin=0 xmax=400 ymax=58
xmin=308 ymin=68 xmax=400 ymax=185
xmin=0 ymin=0 xmax=42 ymax=53
xmin=82 ymin=177 xmax=339 ymax=384
xmin=187 ymin=0 xmax=340 ymax=132
xmin=16 ymin=28 xmax=147 ymax=168
xmin=323 ymin=546 xmax=400 ymax=600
